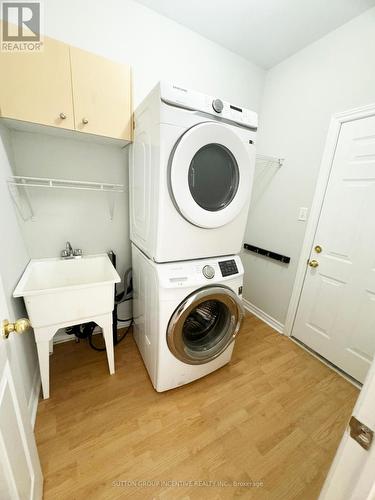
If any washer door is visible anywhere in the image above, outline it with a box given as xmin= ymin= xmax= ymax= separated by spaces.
xmin=167 ymin=286 xmax=244 ymax=365
xmin=169 ymin=122 xmax=253 ymax=228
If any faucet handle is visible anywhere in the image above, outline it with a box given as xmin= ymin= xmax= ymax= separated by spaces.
xmin=61 ymin=249 xmax=70 ymax=258
xmin=73 ymin=248 xmax=83 ymax=258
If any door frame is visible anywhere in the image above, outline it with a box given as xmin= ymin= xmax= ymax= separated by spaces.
xmin=284 ymin=102 xmax=375 ymax=338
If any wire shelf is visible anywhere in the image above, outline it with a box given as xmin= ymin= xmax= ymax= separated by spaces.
xmin=8 ymin=175 xmax=125 ymax=221
xmin=8 ymin=175 xmax=124 ymax=192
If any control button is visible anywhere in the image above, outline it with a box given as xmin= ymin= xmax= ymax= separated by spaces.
xmin=202 ymin=265 xmax=215 ymax=279
xmin=212 ymin=99 xmax=224 ymax=113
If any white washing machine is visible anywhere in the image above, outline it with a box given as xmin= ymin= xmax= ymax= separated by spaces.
xmin=129 ymin=82 xmax=257 ymax=263
xmin=132 ymin=244 xmax=245 ymax=392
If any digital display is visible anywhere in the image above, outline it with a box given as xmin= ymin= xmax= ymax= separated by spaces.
xmin=230 ymin=105 xmax=242 ymax=113
xmin=219 ymin=259 xmax=238 ymax=277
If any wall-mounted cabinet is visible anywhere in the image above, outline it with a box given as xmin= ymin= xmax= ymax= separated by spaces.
xmin=70 ymin=47 xmax=132 ymax=141
xmin=0 ymin=27 xmax=132 ymax=142
xmin=0 ymin=37 xmax=75 ymax=131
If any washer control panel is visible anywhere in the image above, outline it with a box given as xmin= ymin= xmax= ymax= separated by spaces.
xmin=159 ymin=255 xmax=243 ymax=288
xmin=202 ymin=265 xmax=215 ymax=279
xmin=219 ymin=259 xmax=239 ymax=277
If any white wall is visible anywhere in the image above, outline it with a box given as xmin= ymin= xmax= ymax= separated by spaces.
xmin=8 ymin=0 xmax=265 ymax=294
xmin=11 ymin=131 xmax=130 ymax=276
xmin=0 ymin=126 xmax=39 ymax=418
xmin=44 ymin=0 xmax=264 ymax=111
xmin=243 ymin=7 xmax=375 ymax=325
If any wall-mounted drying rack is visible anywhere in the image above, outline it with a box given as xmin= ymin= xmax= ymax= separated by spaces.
xmin=244 ymin=243 xmax=290 ymax=264
xmin=7 ymin=175 xmax=125 ymax=222
xmin=256 ymin=154 xmax=284 ymax=167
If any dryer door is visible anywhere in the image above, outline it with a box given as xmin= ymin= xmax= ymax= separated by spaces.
xmin=167 ymin=286 xmax=244 ymax=365
xmin=169 ymin=122 xmax=254 ymax=228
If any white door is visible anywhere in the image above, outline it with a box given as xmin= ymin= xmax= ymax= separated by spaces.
xmin=320 ymin=349 xmax=375 ymax=499
xmin=169 ymin=122 xmax=254 ymax=228
xmin=292 ymin=114 xmax=375 ymax=383
xmin=0 ymin=274 xmax=43 ymax=500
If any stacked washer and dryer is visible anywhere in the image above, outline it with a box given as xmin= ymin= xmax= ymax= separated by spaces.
xmin=129 ymin=82 xmax=257 ymax=392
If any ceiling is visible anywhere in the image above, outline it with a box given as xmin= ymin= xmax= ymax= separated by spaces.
xmin=134 ymin=0 xmax=375 ymax=68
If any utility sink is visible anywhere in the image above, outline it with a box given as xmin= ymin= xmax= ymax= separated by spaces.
xmin=14 ymin=254 xmax=121 ymax=399
xmin=14 ymin=254 xmax=120 ymax=328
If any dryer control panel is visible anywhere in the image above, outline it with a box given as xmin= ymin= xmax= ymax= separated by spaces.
xmin=160 ymin=81 xmax=258 ymax=130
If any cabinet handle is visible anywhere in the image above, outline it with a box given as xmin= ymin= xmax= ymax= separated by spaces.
xmin=59 ymin=112 xmax=67 ymax=120
xmin=82 ymin=118 xmax=89 ymax=125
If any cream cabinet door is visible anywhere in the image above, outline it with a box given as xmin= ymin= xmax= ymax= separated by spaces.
xmin=70 ymin=47 xmax=132 ymax=141
xmin=0 ymin=32 xmax=74 ymax=130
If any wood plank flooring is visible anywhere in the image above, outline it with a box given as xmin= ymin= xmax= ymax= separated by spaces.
xmin=35 ymin=314 xmax=359 ymax=499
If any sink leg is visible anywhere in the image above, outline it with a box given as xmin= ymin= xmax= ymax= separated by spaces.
xmin=96 ymin=314 xmax=115 ymax=375
xmin=36 ymin=340 xmax=50 ymax=399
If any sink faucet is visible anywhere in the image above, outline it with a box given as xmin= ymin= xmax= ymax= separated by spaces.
xmin=66 ymin=241 xmax=73 ymax=256
xmin=61 ymin=241 xmax=83 ymax=260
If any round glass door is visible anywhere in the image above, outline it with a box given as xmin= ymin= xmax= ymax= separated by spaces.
xmin=169 ymin=121 xmax=254 ymax=229
xmin=188 ymin=144 xmax=239 ymax=212
xmin=167 ymin=286 xmax=244 ymax=365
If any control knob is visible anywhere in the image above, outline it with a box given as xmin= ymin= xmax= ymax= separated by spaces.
xmin=202 ymin=265 xmax=215 ymax=279
xmin=212 ymin=98 xmax=224 ymax=113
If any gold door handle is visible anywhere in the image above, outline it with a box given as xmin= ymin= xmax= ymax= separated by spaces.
xmin=308 ymin=260 xmax=319 ymax=268
xmin=2 ymin=319 xmax=31 ymax=339
xmin=82 ymin=118 xmax=88 ymax=125
xmin=314 ymin=245 xmax=322 ymax=253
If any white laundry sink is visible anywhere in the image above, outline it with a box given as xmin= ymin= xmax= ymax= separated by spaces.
xmin=14 ymin=254 xmax=121 ymax=399
xmin=14 ymin=254 xmax=120 ymax=328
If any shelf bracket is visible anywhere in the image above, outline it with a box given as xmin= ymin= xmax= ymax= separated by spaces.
xmin=106 ymin=190 xmax=116 ymax=222
xmin=8 ymin=179 xmax=35 ymax=222
xmin=21 ymin=178 xmax=36 ymax=221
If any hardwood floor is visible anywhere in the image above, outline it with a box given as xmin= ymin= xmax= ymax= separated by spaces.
xmin=35 ymin=314 xmax=359 ymax=499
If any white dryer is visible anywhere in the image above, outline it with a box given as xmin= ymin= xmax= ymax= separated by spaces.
xmin=129 ymin=82 xmax=257 ymax=263
xmin=132 ymin=244 xmax=245 ymax=392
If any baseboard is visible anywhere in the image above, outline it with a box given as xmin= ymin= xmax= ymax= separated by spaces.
xmin=242 ymin=299 xmax=284 ymax=334
xmin=28 ymin=367 xmax=41 ymax=429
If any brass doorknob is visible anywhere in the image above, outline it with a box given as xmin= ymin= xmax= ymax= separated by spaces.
xmin=82 ymin=118 xmax=89 ymax=124
xmin=314 ymin=245 xmax=322 ymax=253
xmin=2 ymin=318 xmax=31 ymax=339
xmin=308 ymin=260 xmax=319 ymax=268
xmin=59 ymin=112 xmax=66 ymax=119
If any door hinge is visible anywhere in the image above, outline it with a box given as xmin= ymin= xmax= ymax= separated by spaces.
xmin=349 ymin=416 xmax=374 ymax=451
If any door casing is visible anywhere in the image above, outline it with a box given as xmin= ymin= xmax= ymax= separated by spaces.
xmin=285 ymin=103 xmax=375 ymax=338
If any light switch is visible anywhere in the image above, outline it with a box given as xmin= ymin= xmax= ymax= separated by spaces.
xmin=298 ymin=207 xmax=308 ymax=221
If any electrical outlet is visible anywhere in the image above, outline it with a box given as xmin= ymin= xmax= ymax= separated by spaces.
xmin=298 ymin=207 xmax=308 ymax=221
